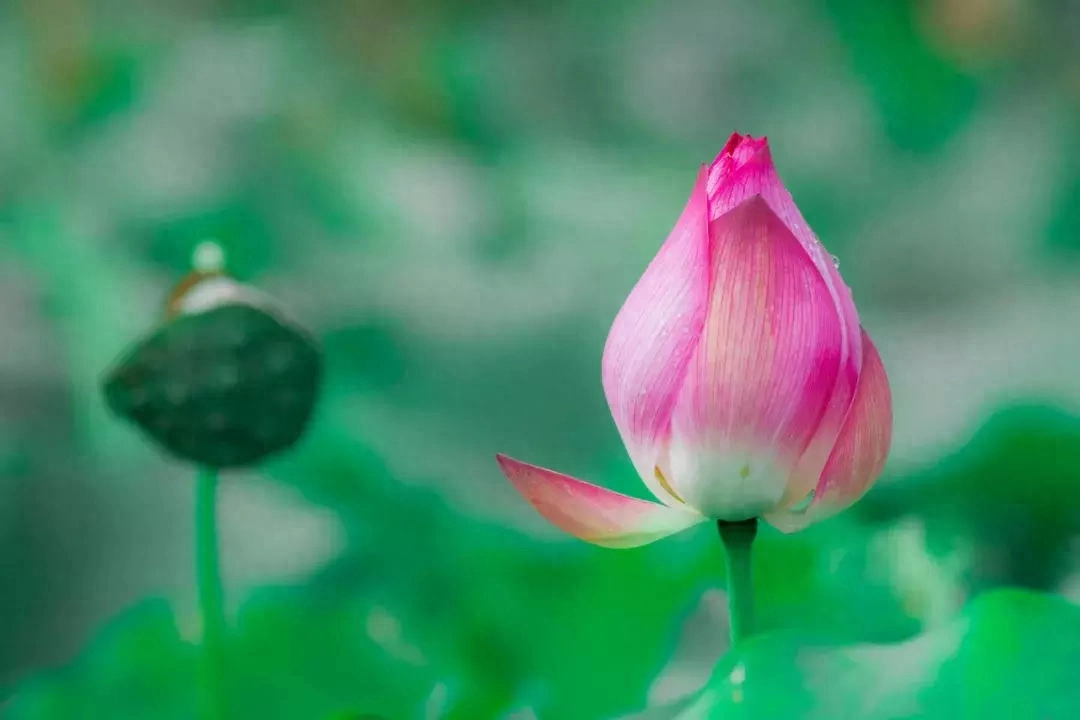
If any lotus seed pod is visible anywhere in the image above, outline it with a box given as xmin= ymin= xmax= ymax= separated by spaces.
xmin=102 ymin=248 xmax=321 ymax=468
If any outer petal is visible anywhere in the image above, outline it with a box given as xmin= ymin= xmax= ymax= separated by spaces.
xmin=601 ymin=167 xmax=710 ymax=507
xmin=496 ymin=455 xmax=706 ymax=548
xmin=708 ymin=135 xmax=863 ymax=500
xmin=766 ymin=329 xmax=892 ymax=532
xmin=666 ymin=196 xmax=844 ymax=520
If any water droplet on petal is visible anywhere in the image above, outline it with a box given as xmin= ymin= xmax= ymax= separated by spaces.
xmin=830 ymin=254 xmax=840 ymax=269
xmin=791 ymin=489 xmax=816 ymax=514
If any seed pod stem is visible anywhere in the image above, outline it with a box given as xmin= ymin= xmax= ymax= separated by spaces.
xmin=195 ymin=466 xmax=227 ymax=720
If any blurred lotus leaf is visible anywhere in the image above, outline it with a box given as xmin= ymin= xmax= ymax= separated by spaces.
xmin=859 ymin=404 xmax=1080 ymax=591
xmin=634 ymin=588 xmax=1080 ymax=720
xmin=5 ymin=591 xmax=435 ymax=720
xmin=102 ymin=302 xmax=322 ymax=468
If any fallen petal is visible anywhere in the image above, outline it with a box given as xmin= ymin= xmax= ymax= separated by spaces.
xmin=496 ymin=454 xmax=706 ymax=548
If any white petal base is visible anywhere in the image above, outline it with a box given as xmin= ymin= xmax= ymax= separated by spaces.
xmin=668 ymin=444 xmax=789 ymax=521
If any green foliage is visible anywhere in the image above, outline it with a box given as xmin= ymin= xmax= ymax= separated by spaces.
xmin=645 ymin=589 xmax=1080 ymax=720
xmin=860 ymin=404 xmax=1080 ymax=590
xmin=823 ymin=0 xmax=980 ymax=151
xmin=1045 ymin=121 xmax=1080 ymax=260
xmin=4 ymin=487 xmax=920 ymax=719
xmin=6 ymin=594 xmax=433 ymax=720
xmin=8 ymin=602 xmax=198 ymax=720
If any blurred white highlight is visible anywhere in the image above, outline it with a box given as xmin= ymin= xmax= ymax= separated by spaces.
xmin=193 ymin=240 xmax=226 ymax=273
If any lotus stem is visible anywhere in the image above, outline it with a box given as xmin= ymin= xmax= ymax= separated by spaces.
xmin=718 ymin=518 xmax=758 ymax=646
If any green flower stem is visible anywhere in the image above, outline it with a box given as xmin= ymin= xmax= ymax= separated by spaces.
xmin=196 ymin=466 xmax=226 ymax=720
xmin=718 ymin=518 xmax=758 ymax=646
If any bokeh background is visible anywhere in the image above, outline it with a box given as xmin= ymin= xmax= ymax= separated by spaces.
xmin=2 ymin=0 xmax=1080 ymax=717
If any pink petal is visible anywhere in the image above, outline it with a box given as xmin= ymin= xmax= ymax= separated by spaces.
xmin=766 ymin=329 xmax=892 ymax=532
xmin=708 ymin=134 xmax=863 ymax=497
xmin=601 ymin=167 xmax=711 ymax=506
xmin=665 ymin=195 xmax=845 ymax=520
xmin=496 ymin=454 xmax=705 ymax=548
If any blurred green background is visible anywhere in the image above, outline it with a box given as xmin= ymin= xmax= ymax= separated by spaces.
xmin=2 ymin=0 xmax=1080 ymax=718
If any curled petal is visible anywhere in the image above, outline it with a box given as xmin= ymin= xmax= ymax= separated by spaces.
xmin=666 ymin=196 xmax=844 ymax=520
xmin=708 ymin=134 xmax=862 ymax=494
xmin=496 ymin=455 xmax=705 ymax=548
xmin=767 ymin=329 xmax=892 ymax=532
xmin=602 ymin=167 xmax=711 ymax=506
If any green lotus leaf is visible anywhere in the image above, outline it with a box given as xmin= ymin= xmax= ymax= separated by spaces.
xmin=5 ymin=593 xmax=432 ymax=720
xmin=635 ymin=589 xmax=1080 ymax=720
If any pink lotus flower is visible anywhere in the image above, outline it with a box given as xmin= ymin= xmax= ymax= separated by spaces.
xmin=497 ymin=133 xmax=892 ymax=548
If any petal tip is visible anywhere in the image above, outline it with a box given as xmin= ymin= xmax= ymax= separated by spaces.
xmin=495 ymin=453 xmax=542 ymax=492
xmin=719 ymin=131 xmax=745 ymax=156
xmin=712 ymin=133 xmax=771 ymax=167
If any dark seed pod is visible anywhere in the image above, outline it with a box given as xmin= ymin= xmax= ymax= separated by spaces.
xmin=102 ymin=260 xmax=322 ymax=468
